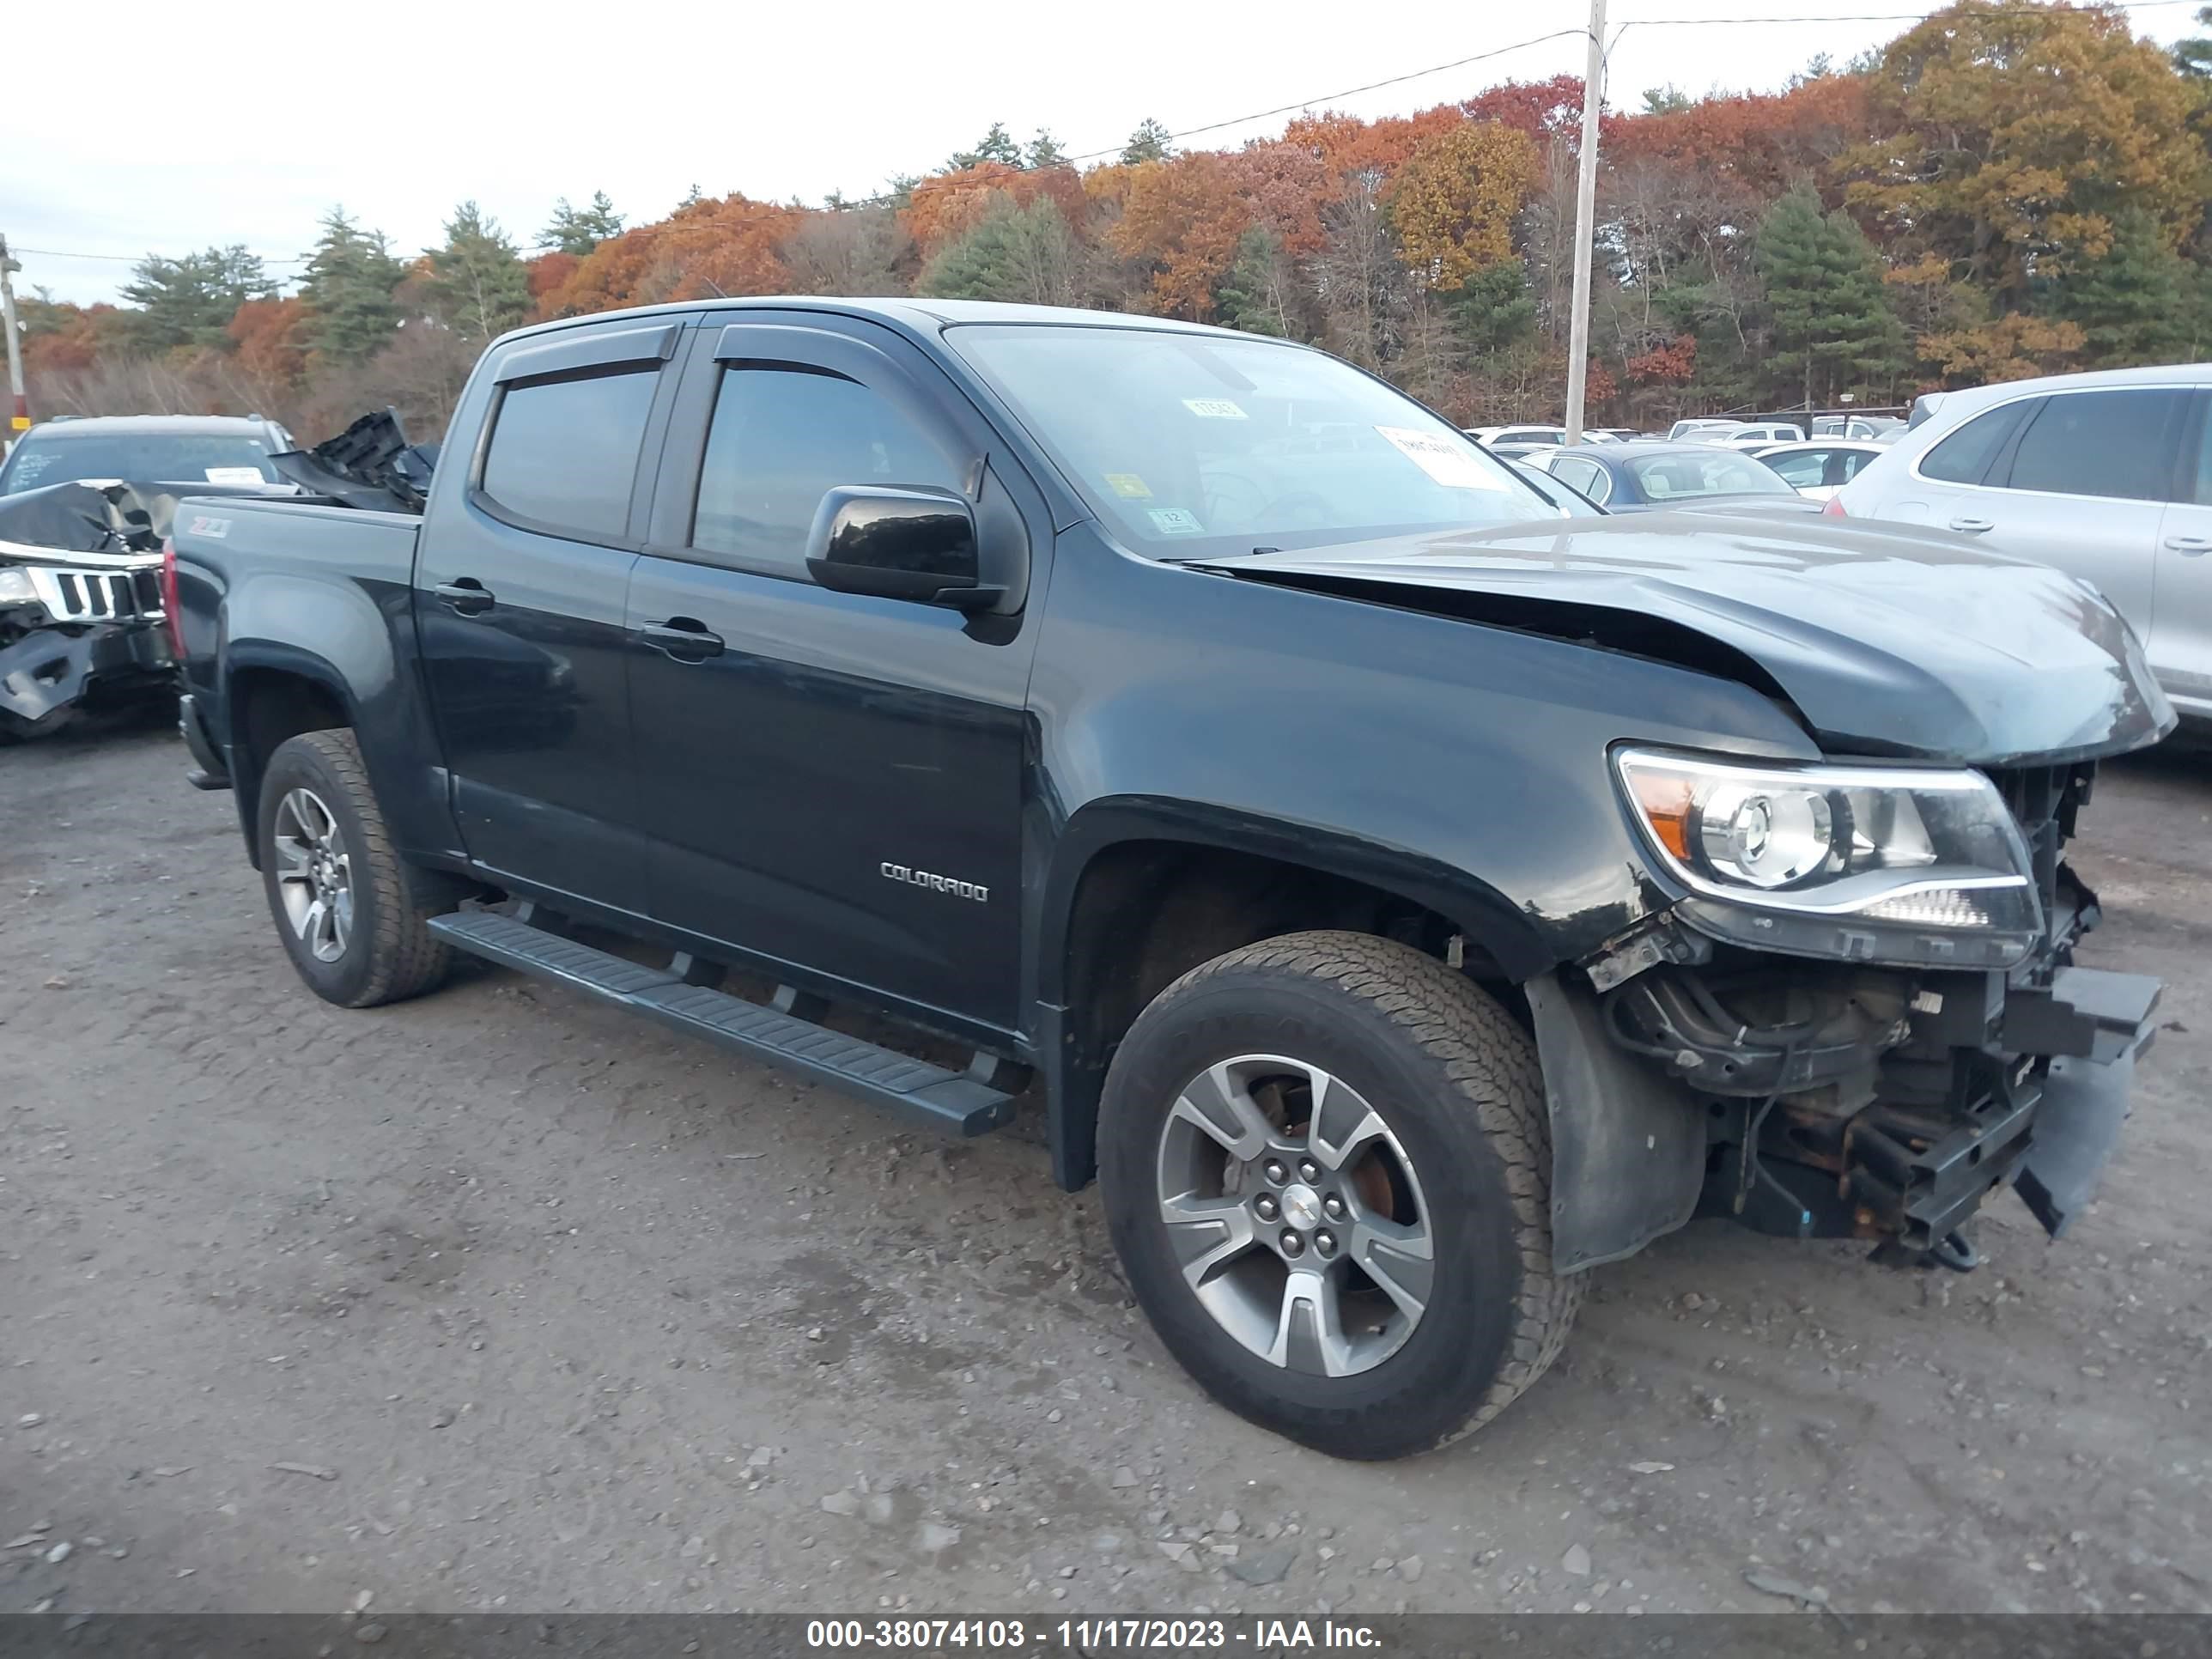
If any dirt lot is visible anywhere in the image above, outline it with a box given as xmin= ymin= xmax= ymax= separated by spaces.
xmin=1 ymin=725 xmax=2207 ymax=1619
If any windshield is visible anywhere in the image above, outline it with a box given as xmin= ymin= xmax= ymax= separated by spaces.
xmin=946 ymin=325 xmax=1558 ymax=556
xmin=1626 ymin=450 xmax=1796 ymax=501
xmin=0 ymin=431 xmax=279 ymax=495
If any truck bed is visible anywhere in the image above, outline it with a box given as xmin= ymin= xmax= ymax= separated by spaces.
xmin=170 ymin=495 xmax=421 ymax=589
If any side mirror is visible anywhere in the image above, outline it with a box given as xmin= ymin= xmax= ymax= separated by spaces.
xmin=804 ymin=486 xmax=999 ymax=611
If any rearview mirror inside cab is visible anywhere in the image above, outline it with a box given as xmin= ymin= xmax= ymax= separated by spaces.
xmin=804 ymin=486 xmax=997 ymax=611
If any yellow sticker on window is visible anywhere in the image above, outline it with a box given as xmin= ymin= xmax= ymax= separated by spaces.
xmin=1103 ymin=472 xmax=1153 ymax=499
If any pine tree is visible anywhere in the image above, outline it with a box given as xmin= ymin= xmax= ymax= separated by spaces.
xmin=917 ymin=195 xmax=1081 ymax=306
xmin=2174 ymin=4 xmax=2212 ymax=76
xmin=1121 ymin=118 xmax=1174 ymax=165
xmin=1214 ymin=229 xmax=1295 ymax=337
xmin=1447 ymin=259 xmax=1537 ymax=355
xmin=538 ymin=191 xmax=625 ymax=255
xmin=424 ymin=202 xmax=534 ymax=343
xmin=1756 ymin=188 xmax=1907 ymax=407
xmin=947 ymin=122 xmax=1024 ymax=170
xmin=300 ymin=208 xmax=404 ymax=365
xmin=1025 ymin=130 xmax=1070 ymax=170
xmin=119 ymin=246 xmax=275 ymax=350
xmin=2049 ymin=208 xmax=2190 ymax=365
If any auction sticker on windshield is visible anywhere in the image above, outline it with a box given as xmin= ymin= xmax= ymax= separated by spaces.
xmin=1182 ymin=398 xmax=1248 ymax=420
xmin=1375 ymin=425 xmax=1507 ymax=489
xmin=204 ymin=467 xmax=267 ymax=485
xmin=1147 ymin=507 xmax=1205 ymax=535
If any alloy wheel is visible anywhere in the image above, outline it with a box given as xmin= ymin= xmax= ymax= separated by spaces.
xmin=272 ymin=787 xmax=353 ymax=963
xmin=1155 ymin=1054 xmax=1433 ymax=1376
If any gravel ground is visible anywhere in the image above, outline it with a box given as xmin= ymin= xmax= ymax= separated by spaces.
xmin=1 ymin=726 xmax=2206 ymax=1619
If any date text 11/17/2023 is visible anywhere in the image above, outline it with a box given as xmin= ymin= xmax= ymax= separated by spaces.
xmin=804 ymin=1618 xmax=1385 ymax=1650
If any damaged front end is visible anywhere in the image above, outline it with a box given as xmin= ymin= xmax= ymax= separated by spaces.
xmin=0 ymin=482 xmax=180 ymax=740
xmin=1534 ymin=756 xmax=2159 ymax=1273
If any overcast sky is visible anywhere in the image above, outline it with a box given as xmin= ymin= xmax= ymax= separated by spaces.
xmin=8 ymin=0 xmax=2195 ymax=306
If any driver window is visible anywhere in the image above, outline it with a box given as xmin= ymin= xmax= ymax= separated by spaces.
xmin=692 ymin=366 xmax=963 ymax=572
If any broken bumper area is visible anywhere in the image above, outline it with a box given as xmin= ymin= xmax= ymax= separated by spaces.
xmin=0 ymin=622 xmax=175 ymax=738
xmin=1605 ymin=959 xmax=2160 ymax=1258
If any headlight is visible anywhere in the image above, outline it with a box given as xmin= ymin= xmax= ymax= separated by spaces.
xmin=1615 ymin=748 xmax=2042 ymax=968
xmin=0 ymin=567 xmax=35 ymax=606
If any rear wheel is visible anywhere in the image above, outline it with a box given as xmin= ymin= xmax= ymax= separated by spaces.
xmin=1099 ymin=931 xmax=1581 ymax=1459
xmin=257 ymin=730 xmax=452 ymax=1008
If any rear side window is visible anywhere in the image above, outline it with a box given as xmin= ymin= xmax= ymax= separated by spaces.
xmin=691 ymin=367 xmax=963 ymax=571
xmin=1918 ymin=401 xmax=2032 ymax=484
xmin=1997 ymin=388 xmax=2186 ymax=502
xmin=1548 ymin=455 xmax=1610 ymax=501
xmin=480 ymin=367 xmax=659 ymax=540
xmin=1763 ymin=450 xmax=1828 ymax=489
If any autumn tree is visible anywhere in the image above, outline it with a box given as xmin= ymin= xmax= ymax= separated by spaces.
xmin=1110 ymin=154 xmax=1256 ymax=318
xmin=1756 ymin=188 xmax=1907 ymax=404
xmin=118 ymin=246 xmax=275 ymax=351
xmin=1842 ymin=0 xmax=2212 ymax=308
xmin=1388 ymin=121 xmax=1540 ymax=289
xmin=541 ymin=193 xmax=801 ymax=314
xmin=1919 ymin=312 xmax=2086 ymax=384
xmin=781 ymin=209 xmax=909 ymax=295
xmin=538 ymin=191 xmax=625 ymax=256
xmin=422 ymin=202 xmax=533 ymax=343
xmin=300 ymin=208 xmax=404 ymax=366
xmin=902 ymin=163 xmax=1085 ymax=258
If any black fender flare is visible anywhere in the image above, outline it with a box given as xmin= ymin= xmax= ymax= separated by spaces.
xmin=1030 ymin=796 xmax=1560 ymax=1189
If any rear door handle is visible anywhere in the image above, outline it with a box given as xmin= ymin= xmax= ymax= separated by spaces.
xmin=2164 ymin=535 xmax=2212 ymax=556
xmin=641 ymin=618 xmax=724 ymax=660
xmin=1948 ymin=517 xmax=1995 ymax=534
xmin=433 ymin=579 xmax=495 ymax=615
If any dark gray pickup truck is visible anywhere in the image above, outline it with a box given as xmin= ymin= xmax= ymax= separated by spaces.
xmin=170 ymin=299 xmax=2168 ymax=1458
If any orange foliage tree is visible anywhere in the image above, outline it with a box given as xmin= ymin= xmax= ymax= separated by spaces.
xmin=902 ymin=162 xmax=1085 ymax=256
xmin=226 ymin=297 xmax=310 ymax=386
xmin=539 ymin=194 xmax=804 ymax=316
xmin=1389 ymin=122 xmax=1541 ymax=289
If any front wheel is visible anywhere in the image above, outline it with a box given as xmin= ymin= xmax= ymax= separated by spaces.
xmin=257 ymin=729 xmax=452 ymax=1008
xmin=1098 ymin=931 xmax=1581 ymax=1459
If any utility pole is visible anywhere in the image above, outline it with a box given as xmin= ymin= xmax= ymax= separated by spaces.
xmin=0 ymin=235 xmax=25 ymax=439
xmin=1562 ymin=0 xmax=1607 ymax=447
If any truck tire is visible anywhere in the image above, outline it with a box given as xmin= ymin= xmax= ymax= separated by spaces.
xmin=1098 ymin=930 xmax=1582 ymax=1459
xmin=256 ymin=729 xmax=452 ymax=1009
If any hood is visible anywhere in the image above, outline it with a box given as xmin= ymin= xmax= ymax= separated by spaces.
xmin=1198 ymin=512 xmax=2173 ymax=766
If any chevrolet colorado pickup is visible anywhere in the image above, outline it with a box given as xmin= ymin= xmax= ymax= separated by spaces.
xmin=171 ymin=299 xmax=2169 ymax=1460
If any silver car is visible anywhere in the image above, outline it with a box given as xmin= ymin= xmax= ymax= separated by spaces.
xmin=1834 ymin=363 xmax=2212 ymax=724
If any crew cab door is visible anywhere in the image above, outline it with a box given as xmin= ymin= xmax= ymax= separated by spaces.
xmin=624 ymin=316 xmax=1043 ymax=1039
xmin=414 ymin=319 xmax=685 ymax=913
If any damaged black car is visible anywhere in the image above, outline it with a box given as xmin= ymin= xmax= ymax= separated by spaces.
xmin=0 ymin=481 xmax=186 ymax=741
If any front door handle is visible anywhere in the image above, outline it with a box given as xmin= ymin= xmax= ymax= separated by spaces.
xmin=641 ymin=618 xmax=725 ymax=660
xmin=433 ymin=579 xmax=495 ymax=615
xmin=2164 ymin=535 xmax=2212 ymax=556
xmin=1948 ymin=516 xmax=1995 ymax=534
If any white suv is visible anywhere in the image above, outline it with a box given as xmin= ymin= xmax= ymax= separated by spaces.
xmin=1833 ymin=362 xmax=2212 ymax=723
